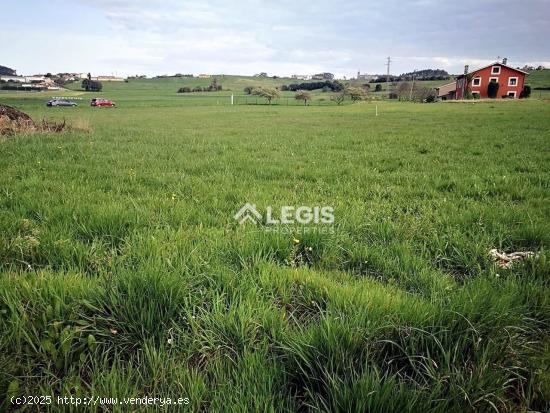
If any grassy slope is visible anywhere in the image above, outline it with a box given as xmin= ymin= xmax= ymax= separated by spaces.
xmin=527 ymin=69 xmax=550 ymax=88
xmin=526 ymin=69 xmax=550 ymax=98
xmin=58 ymin=75 xmax=456 ymax=102
xmin=0 ymin=89 xmax=549 ymax=412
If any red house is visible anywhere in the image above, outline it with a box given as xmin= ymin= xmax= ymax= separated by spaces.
xmin=455 ymin=59 xmax=528 ymax=99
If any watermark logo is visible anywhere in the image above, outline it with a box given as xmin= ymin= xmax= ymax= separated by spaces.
xmin=234 ymin=203 xmax=262 ymax=224
xmin=234 ymin=203 xmax=334 ymax=233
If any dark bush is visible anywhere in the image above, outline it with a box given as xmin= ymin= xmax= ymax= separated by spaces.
xmin=177 ymin=87 xmax=191 ymax=93
xmin=487 ymin=81 xmax=499 ymax=98
xmin=283 ymin=81 xmax=343 ymax=92
xmin=81 ymin=79 xmax=103 ymax=92
xmin=375 ymin=84 xmax=382 ymax=92
xmin=520 ymin=85 xmax=532 ymax=98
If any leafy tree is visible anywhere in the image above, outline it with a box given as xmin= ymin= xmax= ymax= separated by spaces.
xmin=487 ymin=81 xmax=499 ymax=98
xmin=375 ymin=84 xmax=382 ymax=92
xmin=284 ymin=80 xmax=343 ymax=92
xmin=208 ymin=77 xmax=222 ymax=91
xmin=294 ymin=91 xmax=312 ymax=106
xmin=243 ymin=86 xmax=254 ymax=94
xmin=346 ymin=87 xmax=367 ymax=102
xmin=252 ymin=87 xmax=280 ymax=104
xmin=81 ymin=79 xmax=103 ymax=92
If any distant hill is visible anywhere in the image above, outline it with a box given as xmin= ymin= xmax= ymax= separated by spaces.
xmin=527 ymin=69 xmax=550 ymax=89
xmin=398 ymin=69 xmax=450 ymax=81
xmin=0 ymin=65 xmax=16 ymax=76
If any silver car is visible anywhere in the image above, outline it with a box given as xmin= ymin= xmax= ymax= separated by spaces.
xmin=47 ymin=99 xmax=77 ymax=107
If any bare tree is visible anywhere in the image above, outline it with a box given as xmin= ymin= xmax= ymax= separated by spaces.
xmin=330 ymin=91 xmax=346 ymax=105
xmin=395 ymin=82 xmax=410 ymax=100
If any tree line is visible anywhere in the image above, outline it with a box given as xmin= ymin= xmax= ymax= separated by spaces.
xmin=280 ymin=80 xmax=344 ymax=92
xmin=177 ymin=78 xmax=222 ymax=93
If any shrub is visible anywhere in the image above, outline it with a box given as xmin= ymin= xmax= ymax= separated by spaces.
xmin=346 ymin=87 xmax=367 ymax=102
xmin=81 ymin=79 xmax=103 ymax=92
xmin=177 ymin=87 xmax=191 ymax=93
xmin=192 ymin=86 xmax=203 ymax=92
xmin=520 ymin=85 xmax=531 ymax=98
xmin=330 ymin=91 xmax=346 ymax=105
xmin=284 ymin=81 xmax=343 ymax=92
xmin=375 ymin=84 xmax=382 ymax=92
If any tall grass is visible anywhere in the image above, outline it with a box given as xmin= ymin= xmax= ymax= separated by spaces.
xmin=0 ymin=95 xmax=549 ymax=411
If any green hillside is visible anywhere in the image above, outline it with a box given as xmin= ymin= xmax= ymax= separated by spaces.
xmin=526 ymin=69 xmax=550 ymax=88
xmin=1 ymin=93 xmax=549 ymax=412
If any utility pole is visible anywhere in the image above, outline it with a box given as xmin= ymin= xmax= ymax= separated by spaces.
xmin=385 ymin=57 xmax=391 ymax=99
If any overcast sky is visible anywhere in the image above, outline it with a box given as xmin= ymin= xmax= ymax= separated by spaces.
xmin=2 ymin=0 xmax=549 ymax=77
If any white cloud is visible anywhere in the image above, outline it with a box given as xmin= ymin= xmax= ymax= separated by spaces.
xmin=1 ymin=0 xmax=548 ymax=76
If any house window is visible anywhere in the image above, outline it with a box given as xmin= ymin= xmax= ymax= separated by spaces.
xmin=491 ymin=66 xmax=501 ymax=74
xmin=489 ymin=77 xmax=499 ymax=83
xmin=507 ymin=91 xmax=516 ymax=98
xmin=508 ymin=77 xmax=518 ymax=86
xmin=472 ymin=77 xmax=481 ymax=87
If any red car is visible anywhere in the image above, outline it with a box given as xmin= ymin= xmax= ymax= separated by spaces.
xmin=90 ymin=98 xmax=116 ymax=107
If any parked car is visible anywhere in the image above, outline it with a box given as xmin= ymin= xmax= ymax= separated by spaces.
xmin=90 ymin=98 xmax=116 ymax=107
xmin=47 ymin=99 xmax=77 ymax=107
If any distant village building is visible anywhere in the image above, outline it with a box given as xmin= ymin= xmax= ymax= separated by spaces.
xmin=356 ymin=71 xmax=379 ymax=82
xmin=291 ymin=74 xmax=311 ymax=80
xmin=254 ymin=72 xmax=268 ymax=77
xmin=312 ymin=72 xmax=334 ymax=80
xmin=454 ymin=59 xmax=528 ymax=99
xmin=0 ymin=75 xmax=56 ymax=90
xmin=92 ymin=75 xmax=125 ymax=82
xmin=197 ymin=74 xmax=211 ymax=78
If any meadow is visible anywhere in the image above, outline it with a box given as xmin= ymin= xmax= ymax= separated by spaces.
xmin=0 ymin=82 xmax=549 ymax=412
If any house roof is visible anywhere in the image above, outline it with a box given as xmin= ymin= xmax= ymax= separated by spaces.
xmin=435 ymin=81 xmax=456 ymax=90
xmin=435 ymin=82 xmax=457 ymax=96
xmin=457 ymin=62 xmax=529 ymax=78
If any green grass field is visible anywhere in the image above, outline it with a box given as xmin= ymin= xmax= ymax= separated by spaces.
xmin=1 ymin=83 xmax=549 ymax=412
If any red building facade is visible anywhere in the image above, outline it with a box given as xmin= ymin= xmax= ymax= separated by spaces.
xmin=455 ymin=62 xmax=528 ymax=99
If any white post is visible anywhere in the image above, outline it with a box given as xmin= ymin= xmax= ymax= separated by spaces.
xmin=231 ymin=94 xmax=234 ymax=105
xmin=375 ymin=105 xmax=378 ymax=116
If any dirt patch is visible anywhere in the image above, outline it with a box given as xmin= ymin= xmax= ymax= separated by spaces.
xmin=0 ymin=104 xmax=70 ymax=137
xmin=0 ymin=104 xmax=34 ymax=123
